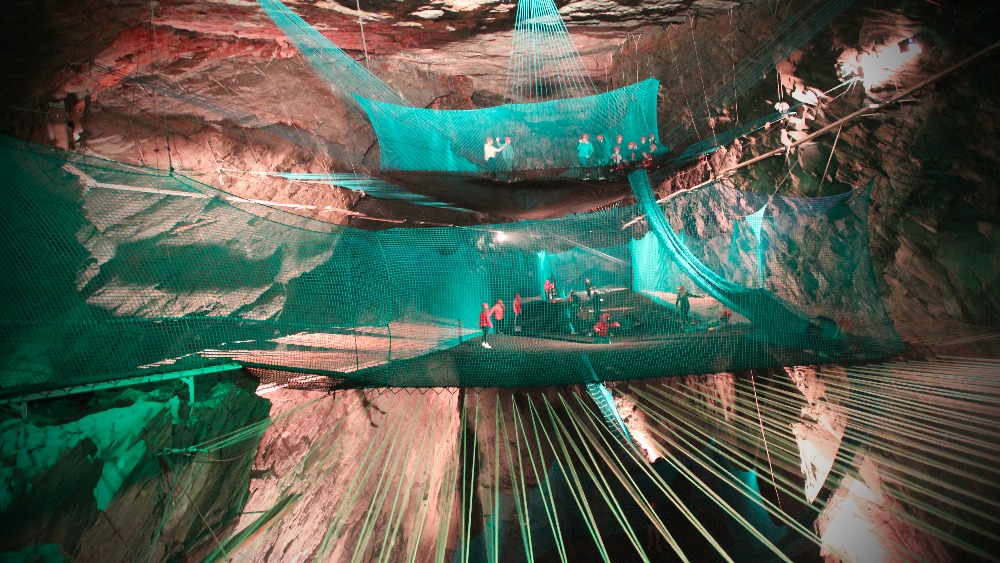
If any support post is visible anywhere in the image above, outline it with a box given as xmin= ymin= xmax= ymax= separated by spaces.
xmin=181 ymin=376 xmax=195 ymax=404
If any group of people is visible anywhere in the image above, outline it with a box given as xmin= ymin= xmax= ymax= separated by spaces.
xmin=479 ymin=294 xmax=523 ymax=348
xmin=479 ymin=278 xmax=620 ymax=346
xmin=554 ymin=277 xmax=622 ymax=344
xmin=481 ymin=132 xmax=662 ymax=176
xmin=483 ymin=135 xmax=514 ymax=177
xmin=577 ymin=133 xmax=660 ymax=169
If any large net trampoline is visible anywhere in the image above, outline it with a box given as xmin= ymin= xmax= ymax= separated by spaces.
xmin=356 ymin=79 xmax=660 ymax=174
xmin=0 ymin=136 xmax=901 ymax=397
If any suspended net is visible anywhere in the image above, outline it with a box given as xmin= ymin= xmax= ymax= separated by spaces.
xmin=356 ymin=79 xmax=660 ymax=175
xmin=0 ymin=137 xmax=900 ymax=397
xmin=258 ymin=0 xmax=662 ymax=179
xmin=256 ymin=0 xmax=407 ymax=108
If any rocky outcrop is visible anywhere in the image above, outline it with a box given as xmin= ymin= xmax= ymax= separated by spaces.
xmin=231 ymin=387 xmax=460 ymax=561
xmin=0 ymin=374 xmax=270 ymax=561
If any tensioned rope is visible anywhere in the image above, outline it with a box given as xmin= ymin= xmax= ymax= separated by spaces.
xmin=631 ymin=360 xmax=1000 ymax=560
xmin=191 ymin=356 xmax=1000 ymax=561
xmin=504 ymin=0 xmax=597 ymax=104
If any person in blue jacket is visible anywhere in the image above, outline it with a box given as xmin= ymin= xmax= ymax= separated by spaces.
xmin=577 ymin=134 xmax=594 ymax=167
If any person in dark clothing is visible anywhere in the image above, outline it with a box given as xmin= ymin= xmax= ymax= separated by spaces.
xmin=585 ymin=277 xmax=593 ymax=298
xmin=498 ymin=136 xmax=514 ymax=176
xmin=676 ymin=285 xmax=691 ymax=329
xmin=593 ymin=135 xmax=606 ymax=166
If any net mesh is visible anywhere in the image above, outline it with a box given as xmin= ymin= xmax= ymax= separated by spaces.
xmin=356 ymin=79 xmax=661 ymax=175
xmin=0 ymin=136 xmax=900 ymax=397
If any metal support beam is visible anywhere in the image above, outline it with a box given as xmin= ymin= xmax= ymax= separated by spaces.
xmin=0 ymin=363 xmax=242 ymax=407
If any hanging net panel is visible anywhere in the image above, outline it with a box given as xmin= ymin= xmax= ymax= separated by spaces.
xmin=356 ymin=79 xmax=661 ymax=175
xmin=0 ymin=137 xmax=900 ymax=397
xmin=256 ymin=0 xmax=408 ymax=108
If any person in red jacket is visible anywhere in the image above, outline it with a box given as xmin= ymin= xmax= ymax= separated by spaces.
xmin=479 ymin=303 xmax=493 ymax=348
xmin=491 ymin=299 xmax=506 ymax=334
xmin=593 ymin=313 xmax=620 ymax=344
xmin=513 ymin=293 xmax=523 ymax=332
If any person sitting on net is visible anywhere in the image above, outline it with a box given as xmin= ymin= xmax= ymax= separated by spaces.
xmin=593 ymin=313 xmax=620 ymax=344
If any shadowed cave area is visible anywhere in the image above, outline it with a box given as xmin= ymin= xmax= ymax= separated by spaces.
xmin=0 ymin=0 xmax=998 ymax=561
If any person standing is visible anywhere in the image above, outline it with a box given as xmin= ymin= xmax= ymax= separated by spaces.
xmin=610 ymin=146 xmax=624 ymax=167
xmin=593 ymin=134 xmax=606 ymax=166
xmin=480 ymin=303 xmax=493 ymax=348
xmin=544 ymin=279 xmax=555 ymax=301
xmin=484 ymin=136 xmax=504 ymax=177
xmin=498 ymin=136 xmax=514 ymax=176
xmin=513 ymin=293 xmax=523 ymax=332
xmin=585 ymin=277 xmax=593 ymax=298
xmin=577 ymin=134 xmax=594 ymax=168
xmin=676 ymin=285 xmax=691 ymax=329
xmin=491 ymin=299 xmax=506 ymax=334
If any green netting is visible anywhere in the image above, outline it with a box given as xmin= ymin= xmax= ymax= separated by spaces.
xmin=355 ymin=79 xmax=661 ymax=174
xmin=504 ymin=0 xmax=597 ymax=103
xmin=256 ymin=0 xmax=407 ymax=108
xmin=0 ymin=136 xmax=900 ymax=397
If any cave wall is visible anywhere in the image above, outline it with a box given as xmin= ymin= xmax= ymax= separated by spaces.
xmin=0 ymin=373 xmax=270 ymax=560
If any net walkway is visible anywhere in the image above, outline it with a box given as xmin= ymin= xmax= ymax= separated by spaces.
xmin=0 ymin=136 xmax=900 ymax=397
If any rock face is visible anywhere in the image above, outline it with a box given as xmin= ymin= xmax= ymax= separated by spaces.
xmin=0 ymin=374 xmax=270 ymax=561
xmin=232 ymin=387 xmax=461 ymax=561
xmin=1 ymin=0 xmax=998 ymax=561
xmin=6 ymin=0 xmax=995 ymax=325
